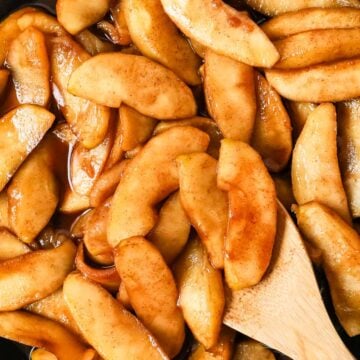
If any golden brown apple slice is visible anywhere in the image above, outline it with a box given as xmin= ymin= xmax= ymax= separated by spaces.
xmin=0 ymin=228 xmax=30 ymax=261
xmin=0 ymin=239 xmax=76 ymax=310
xmin=56 ymin=0 xmax=111 ymax=34
xmin=7 ymin=27 xmax=50 ymax=106
xmin=115 ymin=236 xmax=185 ymax=357
xmin=60 ymin=188 xmax=90 ymax=214
xmin=26 ymin=288 xmax=82 ymax=337
xmin=189 ymin=326 xmax=235 ymax=360
xmin=262 ymin=8 xmax=360 ymax=40
xmin=123 ymin=0 xmax=201 ymax=85
xmin=251 ymin=73 xmax=292 ymax=172
xmin=296 ymin=202 xmax=360 ymax=336
xmin=119 ymin=104 xmax=157 ymax=151
xmin=31 ymin=349 xmax=57 ymax=360
xmin=108 ymin=126 xmax=209 ymax=247
xmin=338 ymin=99 xmax=360 ymax=218
xmin=0 ymin=69 xmax=9 ymax=100
xmin=17 ymin=11 xmax=65 ymax=35
xmin=117 ymin=282 xmax=132 ymax=310
xmin=177 ymin=153 xmax=227 ymax=269
xmin=174 ymin=237 xmax=225 ymax=349
xmin=160 ymin=0 xmax=279 ymax=67
xmin=265 ymin=59 xmax=360 ymax=102
xmin=0 ymin=105 xmax=55 ymax=192
xmin=111 ymin=0 xmax=132 ymax=45
xmin=272 ymin=173 xmax=295 ymax=212
xmin=68 ymin=53 xmax=197 ymax=119
xmin=154 ymin=116 xmax=223 ymax=159
xmin=286 ymin=101 xmax=316 ymax=138
xmin=0 ymin=192 xmax=9 ymax=228
xmin=0 ymin=311 xmax=95 ymax=360
xmin=218 ymin=139 xmax=277 ymax=290
xmin=244 ymin=0 xmax=360 ymax=16
xmin=7 ymin=139 xmax=59 ymax=243
xmin=292 ymin=103 xmax=351 ymax=222
xmin=232 ymin=339 xmax=275 ymax=360
xmin=50 ymin=36 xmax=110 ymax=149
xmin=204 ymin=50 xmax=256 ymax=142
xmin=64 ymin=272 xmax=169 ymax=360
xmin=148 ymin=191 xmax=190 ymax=264
xmin=75 ymin=30 xmax=115 ymax=55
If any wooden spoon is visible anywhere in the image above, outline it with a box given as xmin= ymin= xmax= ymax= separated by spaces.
xmin=224 ymin=202 xmax=354 ymax=360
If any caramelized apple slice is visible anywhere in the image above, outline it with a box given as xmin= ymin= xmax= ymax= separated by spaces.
xmin=0 ymin=228 xmax=30 ymax=261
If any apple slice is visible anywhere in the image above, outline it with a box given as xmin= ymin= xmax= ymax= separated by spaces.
xmin=160 ymin=0 xmax=279 ymax=67
xmin=68 ymin=53 xmax=197 ymax=119
xmin=64 ymin=272 xmax=168 ymax=360
xmin=0 ymin=228 xmax=30 ymax=261
xmin=0 ymin=105 xmax=55 ymax=192
xmin=218 ymin=139 xmax=277 ymax=290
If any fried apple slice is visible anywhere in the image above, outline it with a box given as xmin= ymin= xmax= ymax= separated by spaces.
xmin=31 ymin=349 xmax=57 ymax=360
xmin=57 ymin=0 xmax=111 ymax=34
xmin=296 ymin=202 xmax=360 ymax=336
xmin=232 ymin=339 xmax=275 ymax=360
xmin=272 ymin=173 xmax=295 ymax=212
xmin=60 ymin=188 xmax=90 ymax=214
xmin=0 ymin=228 xmax=30 ymax=261
xmin=17 ymin=11 xmax=65 ymax=35
xmin=218 ymin=139 xmax=277 ymax=290
xmin=189 ymin=326 xmax=235 ymax=360
xmin=117 ymin=282 xmax=132 ymax=310
xmin=265 ymin=58 xmax=360 ymax=102
xmin=123 ymin=0 xmax=201 ymax=85
xmin=50 ymin=36 xmax=110 ymax=149
xmin=204 ymin=50 xmax=256 ymax=142
xmin=148 ymin=191 xmax=190 ymax=264
xmin=84 ymin=198 xmax=113 ymax=265
xmin=0 ymin=105 xmax=55 ymax=192
xmin=262 ymin=8 xmax=360 ymax=40
xmin=0 ymin=192 xmax=9 ymax=228
xmin=251 ymin=73 xmax=292 ymax=172
xmin=154 ymin=117 xmax=222 ymax=159
xmin=7 ymin=140 xmax=59 ymax=243
xmin=105 ymin=114 xmax=124 ymax=169
xmin=108 ymin=126 xmax=209 ymax=247
xmin=64 ymin=272 xmax=168 ymax=360
xmin=0 ymin=69 xmax=9 ymax=100
xmin=68 ymin=53 xmax=197 ymax=119
xmin=292 ymin=103 xmax=351 ymax=222
xmin=111 ymin=1 xmax=132 ymax=46
xmin=244 ymin=0 xmax=360 ymax=16
xmin=26 ymin=288 xmax=82 ymax=337
xmin=0 ymin=311 xmax=95 ymax=360
xmin=160 ymin=0 xmax=279 ymax=67
xmin=174 ymin=237 xmax=225 ymax=349
xmin=177 ymin=153 xmax=227 ymax=269
xmin=119 ymin=104 xmax=157 ymax=151
xmin=7 ymin=27 xmax=50 ymax=106
xmin=274 ymin=28 xmax=360 ymax=69
xmin=75 ymin=30 xmax=116 ymax=55
xmin=0 ymin=239 xmax=76 ymax=310
xmin=286 ymin=101 xmax=316 ymax=138
xmin=115 ymin=236 xmax=185 ymax=357
xmin=338 ymin=99 xmax=360 ymax=218
xmin=0 ymin=7 xmax=37 ymax=65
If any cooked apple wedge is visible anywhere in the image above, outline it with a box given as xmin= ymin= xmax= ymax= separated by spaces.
xmin=64 ymin=272 xmax=168 ymax=360
xmin=218 ymin=139 xmax=277 ymax=290
xmin=0 ymin=69 xmax=9 ymax=100
xmin=262 ymin=8 xmax=360 ymax=40
xmin=107 ymin=126 xmax=209 ymax=247
xmin=56 ymin=0 xmax=112 ymax=34
xmin=50 ymin=36 xmax=110 ymax=149
xmin=0 ymin=239 xmax=76 ymax=310
xmin=177 ymin=153 xmax=227 ymax=269
xmin=251 ymin=73 xmax=292 ymax=172
xmin=115 ymin=237 xmax=185 ymax=357
xmin=160 ymin=0 xmax=279 ymax=67
xmin=274 ymin=28 xmax=360 ymax=69
xmin=119 ymin=104 xmax=157 ymax=151
xmin=17 ymin=11 xmax=65 ymax=35
xmin=265 ymin=58 xmax=360 ymax=102
xmin=0 ymin=311 xmax=95 ymax=360
xmin=0 ymin=105 xmax=55 ymax=192
xmin=7 ymin=27 xmax=50 ymax=106
xmin=105 ymin=115 xmax=124 ymax=169
xmin=60 ymin=187 xmax=90 ymax=214
xmin=286 ymin=101 xmax=316 ymax=138
xmin=338 ymin=99 xmax=360 ymax=218
xmin=174 ymin=237 xmax=225 ymax=349
xmin=296 ymin=202 xmax=360 ymax=336
xmin=123 ymin=0 xmax=201 ymax=85
xmin=0 ymin=192 xmax=9 ymax=228
xmin=292 ymin=103 xmax=351 ymax=222
xmin=244 ymin=0 xmax=360 ymax=16
xmin=0 ymin=228 xmax=30 ymax=261
xmin=117 ymin=282 xmax=132 ymax=310
xmin=111 ymin=0 xmax=132 ymax=46
xmin=148 ymin=191 xmax=190 ymax=264
xmin=272 ymin=173 xmax=295 ymax=212
xmin=75 ymin=30 xmax=116 ymax=55
xmin=68 ymin=53 xmax=197 ymax=119
xmin=204 ymin=50 xmax=256 ymax=142
xmin=232 ymin=339 xmax=275 ymax=360
xmin=31 ymin=349 xmax=57 ymax=360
